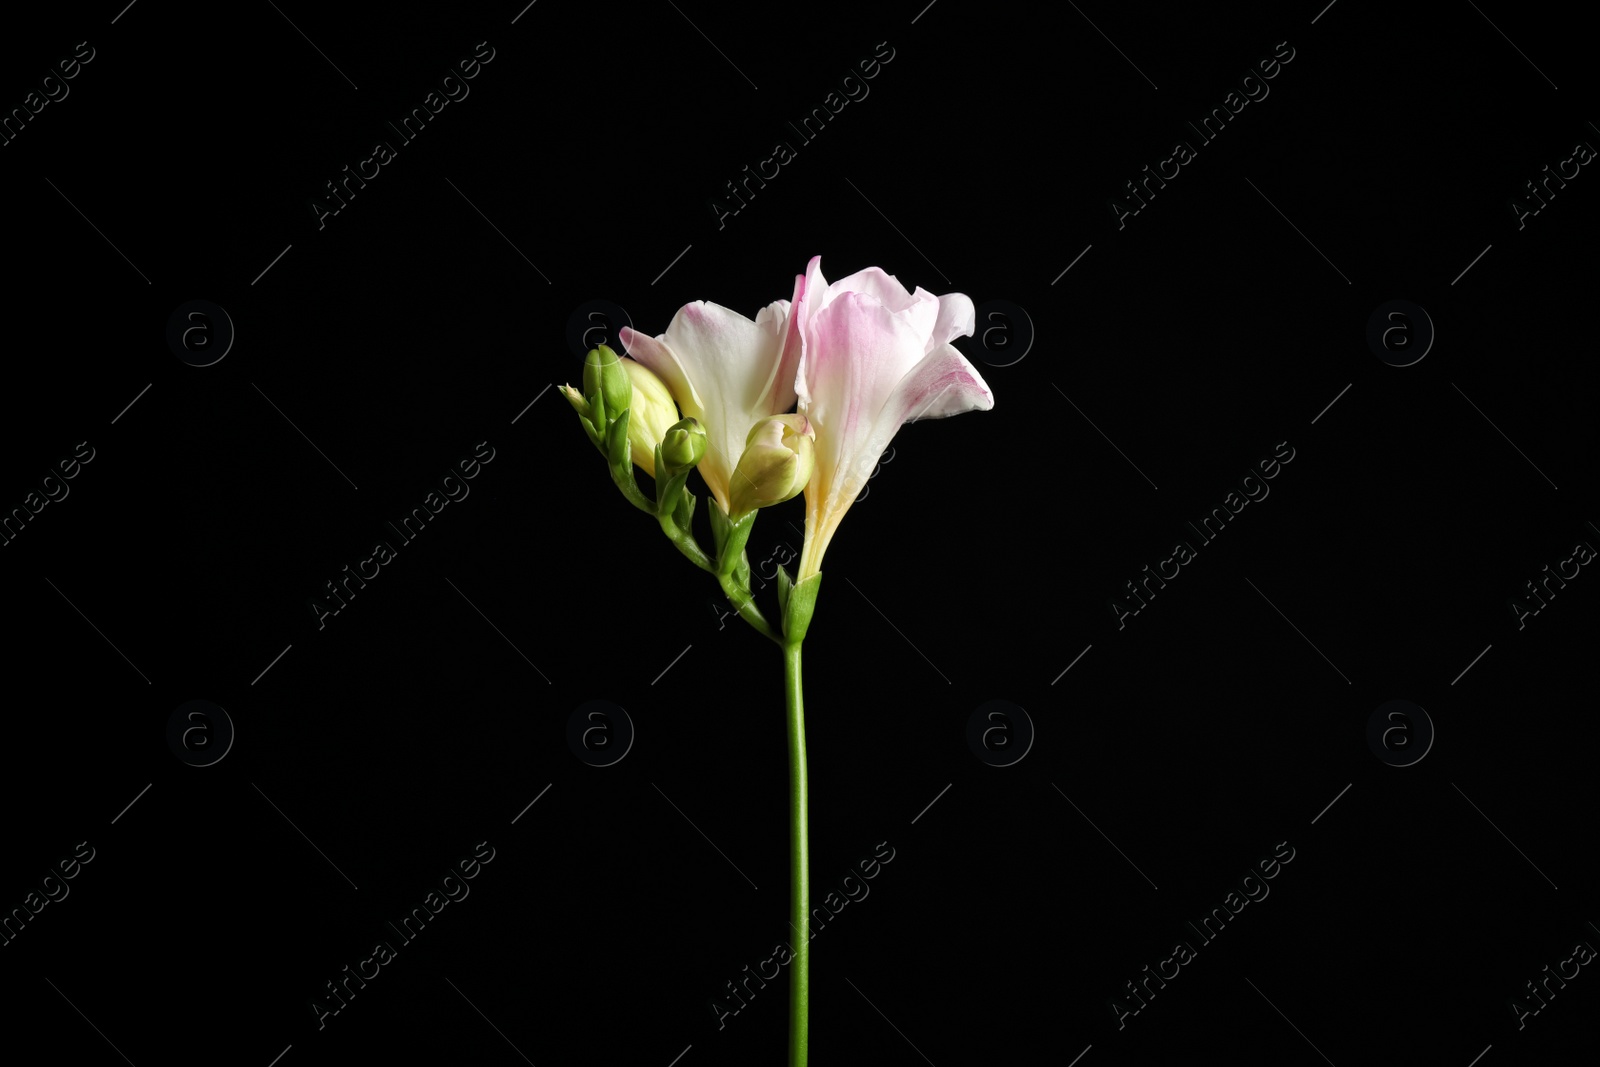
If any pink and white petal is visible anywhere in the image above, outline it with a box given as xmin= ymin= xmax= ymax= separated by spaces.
xmin=618 ymin=326 xmax=705 ymax=414
xmin=795 ymin=256 xmax=831 ymax=410
xmin=754 ymin=299 xmax=791 ymax=327
xmin=660 ymin=300 xmax=789 ymax=479
xmin=801 ymin=291 xmax=934 ymax=498
xmin=660 ymin=300 xmax=776 ymax=410
xmin=825 ymin=265 xmax=917 ymax=313
xmin=806 ymin=291 xmax=934 ymax=435
xmin=798 ymin=255 xmax=830 ymax=336
xmin=752 ymin=298 xmax=791 ymax=412
xmin=889 ymin=343 xmax=995 ymax=424
xmin=894 ymin=286 xmax=941 ymax=346
xmin=816 ymin=343 xmax=993 ymax=531
xmin=927 ymin=291 xmax=976 ymax=353
xmin=753 ymin=268 xmax=807 ymax=417
xmin=778 ymin=267 xmax=809 ymax=410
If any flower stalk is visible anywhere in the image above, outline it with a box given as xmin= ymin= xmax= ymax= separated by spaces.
xmin=780 ymin=572 xmax=820 ymax=1067
xmin=783 ymin=635 xmax=809 ymax=1067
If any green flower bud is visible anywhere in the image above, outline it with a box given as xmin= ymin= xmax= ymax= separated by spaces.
xmin=728 ymin=414 xmax=814 ymax=519
xmin=559 ymin=383 xmax=603 ymax=447
xmin=660 ymin=417 xmax=708 ymax=475
xmin=558 ymin=383 xmax=590 ymax=419
xmin=623 ymin=360 xmax=680 ymax=476
xmin=583 ymin=344 xmax=631 ymax=426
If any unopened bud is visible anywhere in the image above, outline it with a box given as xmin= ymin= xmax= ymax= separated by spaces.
xmin=559 ymin=383 xmax=590 ymax=419
xmin=624 ymin=360 xmax=680 ymax=475
xmin=728 ymin=415 xmax=814 ymax=518
xmin=660 ymin=417 xmax=708 ymax=475
xmin=583 ymin=345 xmax=631 ymax=426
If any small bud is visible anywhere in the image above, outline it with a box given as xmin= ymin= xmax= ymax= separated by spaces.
xmin=558 ymin=383 xmax=590 ymax=419
xmin=660 ymin=417 xmax=708 ymax=475
xmin=559 ymin=383 xmax=603 ymax=446
xmin=728 ymin=415 xmax=814 ymax=519
xmin=624 ymin=360 xmax=681 ymax=476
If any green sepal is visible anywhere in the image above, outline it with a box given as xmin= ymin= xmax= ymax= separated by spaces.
xmin=596 ymin=344 xmax=631 ymax=418
xmin=707 ymin=503 xmax=733 ymax=557
xmin=782 ymin=573 xmax=821 ymax=645
xmin=674 ymin=486 xmax=696 ymax=530
xmin=776 ymin=565 xmax=793 ymax=617
xmin=605 ymin=407 xmax=631 ymax=469
xmin=604 ymin=408 xmax=654 ymax=514
xmin=653 ymin=441 xmax=692 ymax=529
xmin=715 ymin=509 xmax=758 ymax=580
xmin=583 ymin=349 xmax=608 ymax=427
xmin=560 ymin=386 xmax=603 ymax=450
xmin=579 ymin=411 xmax=604 ymax=452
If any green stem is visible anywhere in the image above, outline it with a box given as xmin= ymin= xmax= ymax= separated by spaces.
xmin=784 ymin=637 xmax=809 ymax=1067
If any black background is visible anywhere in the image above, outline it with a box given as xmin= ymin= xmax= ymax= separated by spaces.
xmin=2 ymin=2 xmax=1596 ymax=1065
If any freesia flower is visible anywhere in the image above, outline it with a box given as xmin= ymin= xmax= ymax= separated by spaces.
xmin=793 ymin=256 xmax=993 ymax=580
xmin=557 ymin=256 xmax=1000 ymax=1067
xmin=618 ymin=278 xmax=804 ymax=516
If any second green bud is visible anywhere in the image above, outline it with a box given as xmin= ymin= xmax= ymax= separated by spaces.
xmin=660 ymin=417 xmax=708 ymax=476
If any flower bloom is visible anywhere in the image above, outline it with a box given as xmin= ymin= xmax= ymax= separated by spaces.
xmin=792 ymin=256 xmax=993 ymax=579
xmin=619 ymin=278 xmax=804 ymax=515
